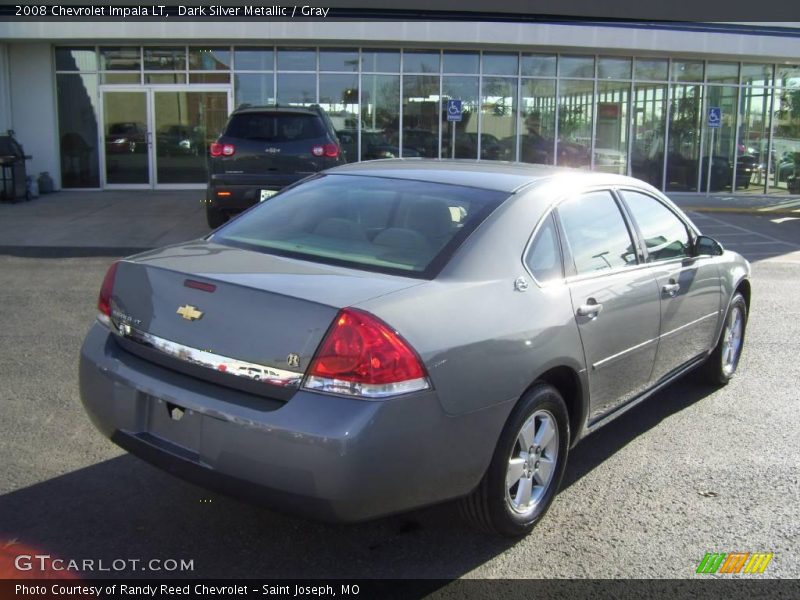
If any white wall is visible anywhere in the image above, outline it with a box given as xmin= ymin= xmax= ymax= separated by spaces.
xmin=7 ymin=43 xmax=59 ymax=189
xmin=0 ymin=44 xmax=11 ymax=133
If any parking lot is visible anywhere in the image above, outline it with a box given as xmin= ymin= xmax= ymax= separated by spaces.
xmin=0 ymin=199 xmax=798 ymax=580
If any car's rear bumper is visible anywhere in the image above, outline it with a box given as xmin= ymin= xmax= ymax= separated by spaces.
xmin=206 ymin=173 xmax=312 ymax=212
xmin=79 ymin=322 xmax=501 ymax=522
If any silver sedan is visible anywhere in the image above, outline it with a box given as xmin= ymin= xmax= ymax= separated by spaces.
xmin=80 ymin=160 xmax=750 ymax=536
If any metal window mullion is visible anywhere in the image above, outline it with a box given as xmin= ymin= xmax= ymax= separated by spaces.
xmin=357 ymin=48 xmax=362 ymax=163
xmin=626 ymin=79 xmax=634 ymax=176
xmin=515 ymin=52 xmax=521 ymax=163
xmin=732 ymin=76 xmax=743 ymax=194
xmin=553 ymin=65 xmax=560 ymax=167
xmin=697 ymin=81 xmax=706 ymax=193
xmin=766 ymin=74 xmax=776 ymax=194
xmin=590 ymin=61 xmax=598 ymax=171
xmin=661 ymin=60 xmax=671 ymax=192
xmin=273 ymin=47 xmax=277 ymax=105
xmin=398 ymin=50 xmax=403 ymax=156
xmin=315 ymin=47 xmax=320 ymax=104
xmin=438 ymin=51 xmax=443 ymax=160
xmin=477 ymin=51 xmax=483 ymax=161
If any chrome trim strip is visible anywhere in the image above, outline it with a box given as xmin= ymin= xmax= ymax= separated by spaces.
xmin=659 ymin=311 xmax=720 ymax=340
xmin=593 ymin=336 xmax=659 ymax=370
xmin=107 ymin=319 xmax=302 ymax=387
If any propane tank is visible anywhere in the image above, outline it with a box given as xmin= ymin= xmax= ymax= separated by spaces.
xmin=38 ymin=171 xmax=54 ymax=194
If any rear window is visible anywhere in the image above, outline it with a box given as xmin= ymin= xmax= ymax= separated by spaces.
xmin=224 ymin=112 xmax=326 ymax=142
xmin=213 ymin=174 xmax=508 ymax=278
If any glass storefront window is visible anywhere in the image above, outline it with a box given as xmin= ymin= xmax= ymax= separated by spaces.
xmin=672 ymin=60 xmax=704 ymax=82
xmin=700 ymin=85 xmax=738 ymax=191
xmin=100 ymin=47 xmax=140 ymax=71
xmin=188 ymin=47 xmax=231 ymax=70
xmin=145 ymin=73 xmax=187 ymax=84
xmin=707 ymin=62 xmax=739 ymax=84
xmin=319 ymin=74 xmax=360 ymax=136
xmin=276 ymin=73 xmax=316 ymax=104
xmin=771 ymin=66 xmax=800 ymax=193
xmin=402 ymin=74 xmax=440 ymax=157
xmin=57 ymin=73 xmax=99 ymax=188
xmin=443 ymin=51 xmax=479 ymax=74
xmin=521 ymin=54 xmax=556 ymax=78
xmin=598 ymin=57 xmax=631 ymax=80
xmin=666 ymin=84 xmax=703 ymax=191
xmin=55 ymin=47 xmax=97 ymax=72
xmin=738 ymin=84 xmax=770 ymax=191
xmin=557 ymin=79 xmax=593 ymax=168
xmin=235 ymin=73 xmax=275 ymax=107
xmin=277 ymin=48 xmax=316 ymax=71
xmin=559 ymin=56 xmax=594 ymax=78
xmin=189 ymin=73 xmax=230 ymax=84
xmin=742 ymin=64 xmax=773 ymax=86
xmin=481 ymin=77 xmax=517 ymax=161
xmin=319 ymin=49 xmax=358 ymax=72
xmin=100 ymin=73 xmax=140 ymax=85
xmin=634 ymin=59 xmax=668 ymax=81
xmin=361 ymin=49 xmax=400 ymax=72
xmin=144 ymin=47 xmax=186 ymax=71
xmin=360 ymin=74 xmax=400 ymax=161
xmin=595 ymin=81 xmax=630 ymax=174
xmin=630 ymin=83 xmax=667 ymax=188
xmin=403 ymin=50 xmax=440 ymax=74
xmin=482 ymin=53 xmax=518 ymax=76
xmin=520 ymin=79 xmax=557 ymax=165
xmin=234 ymin=47 xmax=274 ymax=70
xmin=441 ymin=77 xmax=479 ymax=159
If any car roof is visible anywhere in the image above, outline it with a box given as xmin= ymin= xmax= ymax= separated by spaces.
xmin=326 ymin=159 xmax=636 ymax=193
xmin=231 ymin=105 xmax=322 ymax=116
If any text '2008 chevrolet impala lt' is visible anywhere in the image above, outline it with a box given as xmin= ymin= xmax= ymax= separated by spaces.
xmin=80 ymin=160 xmax=750 ymax=536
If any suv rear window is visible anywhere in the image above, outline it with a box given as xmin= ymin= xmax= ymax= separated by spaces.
xmin=213 ymin=174 xmax=508 ymax=278
xmin=224 ymin=112 xmax=326 ymax=142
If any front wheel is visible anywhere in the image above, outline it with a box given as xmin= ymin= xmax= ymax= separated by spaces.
xmin=700 ymin=291 xmax=747 ymax=386
xmin=460 ymin=383 xmax=570 ymax=536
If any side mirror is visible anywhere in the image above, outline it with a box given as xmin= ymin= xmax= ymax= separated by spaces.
xmin=694 ymin=235 xmax=724 ymax=257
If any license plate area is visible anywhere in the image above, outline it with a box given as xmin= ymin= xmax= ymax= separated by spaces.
xmin=146 ymin=396 xmax=202 ymax=454
xmin=260 ymin=189 xmax=277 ymax=202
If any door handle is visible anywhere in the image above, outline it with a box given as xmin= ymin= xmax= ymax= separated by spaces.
xmin=662 ymin=282 xmax=680 ymax=296
xmin=577 ymin=301 xmax=603 ymax=317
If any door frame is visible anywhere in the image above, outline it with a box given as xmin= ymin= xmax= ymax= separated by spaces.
xmin=99 ymin=84 xmax=232 ymax=190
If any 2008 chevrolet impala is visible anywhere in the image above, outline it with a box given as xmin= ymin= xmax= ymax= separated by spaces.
xmin=80 ymin=160 xmax=750 ymax=536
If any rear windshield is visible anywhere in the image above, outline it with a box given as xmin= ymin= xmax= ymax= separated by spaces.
xmin=224 ymin=112 xmax=326 ymax=142
xmin=213 ymin=174 xmax=509 ymax=278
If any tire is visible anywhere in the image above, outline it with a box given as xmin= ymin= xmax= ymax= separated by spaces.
xmin=460 ymin=383 xmax=570 ymax=536
xmin=700 ymin=291 xmax=747 ymax=386
xmin=206 ymin=205 xmax=228 ymax=229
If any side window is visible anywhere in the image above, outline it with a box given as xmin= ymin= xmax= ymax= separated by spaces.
xmin=557 ymin=191 xmax=637 ymax=275
xmin=621 ymin=191 xmax=691 ymax=262
xmin=525 ymin=214 xmax=563 ymax=284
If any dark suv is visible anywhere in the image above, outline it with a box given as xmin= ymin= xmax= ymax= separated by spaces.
xmin=206 ymin=105 xmax=345 ymax=228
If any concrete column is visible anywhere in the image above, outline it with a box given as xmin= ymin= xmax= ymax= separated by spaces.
xmin=8 ymin=43 xmax=60 ymax=189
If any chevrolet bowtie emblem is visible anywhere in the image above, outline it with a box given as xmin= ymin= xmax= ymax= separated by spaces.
xmin=177 ymin=305 xmax=203 ymax=321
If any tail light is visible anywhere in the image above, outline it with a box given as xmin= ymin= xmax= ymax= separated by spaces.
xmin=303 ymin=308 xmax=429 ymax=398
xmin=311 ymin=143 xmax=340 ymax=158
xmin=97 ymin=261 xmax=120 ymax=323
xmin=210 ymin=143 xmax=235 ymax=157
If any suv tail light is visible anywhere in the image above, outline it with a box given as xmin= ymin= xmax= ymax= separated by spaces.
xmin=303 ymin=308 xmax=429 ymax=398
xmin=210 ymin=143 xmax=235 ymax=157
xmin=311 ymin=143 xmax=340 ymax=158
xmin=97 ymin=261 xmax=120 ymax=322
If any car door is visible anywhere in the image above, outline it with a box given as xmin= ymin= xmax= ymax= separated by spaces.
xmin=556 ymin=190 xmax=662 ymax=422
xmin=617 ymin=189 xmax=723 ymax=382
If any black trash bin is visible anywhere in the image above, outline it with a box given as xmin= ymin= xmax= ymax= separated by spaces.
xmin=0 ymin=132 xmax=31 ymax=203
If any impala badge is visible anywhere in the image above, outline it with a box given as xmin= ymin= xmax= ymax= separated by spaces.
xmin=264 ymin=147 xmax=281 ymax=154
xmin=177 ymin=305 xmax=204 ymax=321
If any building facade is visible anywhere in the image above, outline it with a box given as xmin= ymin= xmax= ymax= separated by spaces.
xmin=1 ymin=20 xmax=799 ymax=195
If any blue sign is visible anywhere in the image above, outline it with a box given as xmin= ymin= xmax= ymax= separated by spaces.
xmin=708 ymin=106 xmax=722 ymax=128
xmin=447 ymin=99 xmax=463 ymax=122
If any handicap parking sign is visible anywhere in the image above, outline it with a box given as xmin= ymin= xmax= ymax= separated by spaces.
xmin=447 ymin=99 xmax=462 ymax=122
xmin=708 ymin=107 xmax=722 ymax=128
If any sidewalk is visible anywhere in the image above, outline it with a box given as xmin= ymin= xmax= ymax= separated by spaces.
xmin=0 ymin=187 xmax=798 ymax=255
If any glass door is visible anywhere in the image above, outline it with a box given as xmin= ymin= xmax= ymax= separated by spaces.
xmin=102 ymin=90 xmax=150 ymax=186
xmin=100 ymin=87 xmax=231 ymax=188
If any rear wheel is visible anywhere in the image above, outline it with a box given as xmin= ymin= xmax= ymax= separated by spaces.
xmin=700 ymin=291 xmax=747 ymax=386
xmin=460 ymin=383 xmax=569 ymax=536
xmin=206 ymin=205 xmax=228 ymax=229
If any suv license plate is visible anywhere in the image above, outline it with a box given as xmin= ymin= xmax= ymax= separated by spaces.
xmin=260 ymin=190 xmax=277 ymax=202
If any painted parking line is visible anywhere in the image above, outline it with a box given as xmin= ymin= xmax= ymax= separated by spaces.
xmin=690 ymin=212 xmax=800 ymax=248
